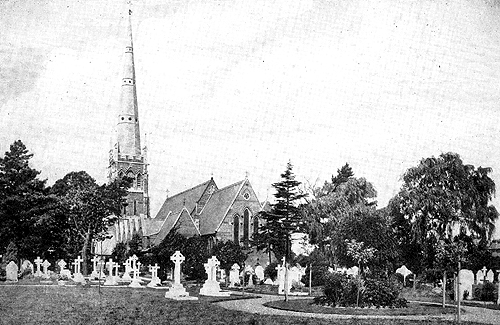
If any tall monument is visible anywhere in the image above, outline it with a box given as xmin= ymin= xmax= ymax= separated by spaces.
xmin=108 ymin=9 xmax=150 ymax=244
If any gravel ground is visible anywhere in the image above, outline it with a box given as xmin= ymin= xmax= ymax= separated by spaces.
xmin=216 ymin=294 xmax=500 ymax=324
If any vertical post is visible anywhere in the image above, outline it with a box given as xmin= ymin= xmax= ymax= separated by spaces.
xmin=442 ymin=271 xmax=446 ymax=308
xmin=309 ymin=263 xmax=312 ymax=296
xmin=284 ymin=262 xmax=289 ymax=302
xmin=457 ymin=261 xmax=461 ymax=324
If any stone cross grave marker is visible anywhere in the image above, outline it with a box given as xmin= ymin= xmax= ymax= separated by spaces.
xmin=147 ymin=263 xmax=161 ymax=287
xmin=396 ymin=265 xmax=412 ymax=286
xmin=90 ymin=256 xmax=100 ymax=279
xmin=6 ymin=261 xmax=18 ymax=282
xmin=171 ymin=251 xmax=184 ymax=286
xmin=72 ymin=256 xmax=85 ymax=283
xmin=276 ymin=263 xmax=285 ymax=294
xmin=113 ymin=262 xmax=120 ymax=280
xmin=229 ymin=263 xmax=240 ymax=287
xmin=57 ymin=260 xmax=67 ymax=274
xmin=41 ymin=260 xmax=51 ymax=279
xmin=34 ymin=256 xmax=43 ymax=277
xmin=200 ymin=256 xmax=229 ymax=296
xmin=129 ymin=256 xmax=142 ymax=288
xmin=104 ymin=258 xmax=117 ymax=286
xmin=121 ymin=257 xmax=132 ymax=281
xmin=164 ymin=251 xmax=197 ymax=300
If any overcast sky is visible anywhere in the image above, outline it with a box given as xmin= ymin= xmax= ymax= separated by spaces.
xmin=1 ymin=0 xmax=500 ymax=237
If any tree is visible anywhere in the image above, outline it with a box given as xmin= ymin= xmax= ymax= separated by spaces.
xmin=0 ymin=140 xmax=65 ymax=260
xmin=254 ymin=161 xmax=306 ymax=263
xmin=213 ymin=240 xmax=248 ymax=273
xmin=390 ymin=153 xmax=499 ymax=281
xmin=51 ymin=171 xmax=130 ymax=275
xmin=300 ymin=164 xmax=378 ymax=267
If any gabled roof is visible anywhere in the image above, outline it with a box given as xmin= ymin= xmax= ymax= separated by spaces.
xmin=152 ymin=207 xmax=200 ymax=246
xmin=154 ymin=179 xmax=214 ymax=221
xmin=198 ymin=180 xmax=245 ymax=235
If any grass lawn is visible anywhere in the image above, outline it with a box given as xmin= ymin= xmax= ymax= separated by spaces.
xmin=0 ymin=285 xmax=483 ymax=325
xmin=264 ymin=299 xmax=458 ymax=316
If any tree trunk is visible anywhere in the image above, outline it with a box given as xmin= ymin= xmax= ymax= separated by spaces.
xmin=413 ymin=273 xmax=417 ymax=291
xmin=442 ymin=271 xmax=447 ymax=308
xmin=81 ymin=231 xmax=91 ymax=276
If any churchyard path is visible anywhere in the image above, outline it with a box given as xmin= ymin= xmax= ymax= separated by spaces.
xmin=216 ymin=293 xmax=500 ymax=324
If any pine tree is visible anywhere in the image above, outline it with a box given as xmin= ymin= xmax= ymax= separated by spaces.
xmin=254 ymin=161 xmax=306 ymax=263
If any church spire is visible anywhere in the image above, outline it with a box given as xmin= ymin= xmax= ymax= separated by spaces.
xmin=116 ymin=9 xmax=141 ymax=157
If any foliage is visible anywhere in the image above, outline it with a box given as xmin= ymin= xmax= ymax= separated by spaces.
xmin=111 ymin=242 xmax=128 ymax=265
xmin=50 ymin=171 xmax=131 ymax=275
xmin=253 ymin=161 xmax=307 ymax=263
xmin=149 ymin=228 xmax=186 ymax=280
xmin=345 ymin=239 xmax=377 ymax=274
xmin=213 ymin=240 xmax=248 ymax=272
xmin=475 ymin=282 xmax=497 ymax=302
xmin=390 ymin=153 xmax=498 ymax=276
xmin=316 ymin=273 xmax=407 ymax=308
xmin=2 ymin=241 xmax=18 ymax=264
xmin=264 ymin=261 xmax=279 ymax=280
xmin=301 ymin=264 xmax=331 ymax=287
xmin=128 ymin=232 xmax=143 ymax=257
xmin=0 ymin=140 xmax=66 ymax=260
xmin=182 ymin=236 xmax=210 ymax=281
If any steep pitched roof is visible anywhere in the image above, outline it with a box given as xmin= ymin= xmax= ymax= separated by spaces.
xmin=198 ymin=180 xmax=245 ymax=235
xmin=154 ymin=179 xmax=214 ymax=221
xmin=152 ymin=208 xmax=200 ymax=246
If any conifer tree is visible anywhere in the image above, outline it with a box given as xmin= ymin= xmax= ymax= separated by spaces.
xmin=254 ymin=161 xmax=306 ymax=263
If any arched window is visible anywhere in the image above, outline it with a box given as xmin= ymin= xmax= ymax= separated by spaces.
xmin=136 ymin=174 xmax=143 ymax=190
xmin=133 ymin=200 xmax=137 ymax=215
xmin=233 ymin=214 xmax=240 ymax=244
xmin=253 ymin=216 xmax=259 ymax=236
xmin=243 ymin=209 xmax=250 ymax=246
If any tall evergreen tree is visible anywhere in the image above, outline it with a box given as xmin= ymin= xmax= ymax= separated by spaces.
xmin=254 ymin=161 xmax=306 ymax=263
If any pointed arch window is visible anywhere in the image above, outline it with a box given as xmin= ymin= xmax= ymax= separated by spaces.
xmin=253 ymin=216 xmax=259 ymax=236
xmin=233 ymin=214 xmax=240 ymax=245
xmin=133 ymin=200 xmax=137 ymax=215
xmin=243 ymin=209 xmax=250 ymax=247
xmin=136 ymin=174 xmax=143 ymax=190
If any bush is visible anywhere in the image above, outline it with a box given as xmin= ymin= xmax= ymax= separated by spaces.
xmin=315 ymin=273 xmax=407 ymax=308
xmin=301 ymin=264 xmax=331 ymax=287
xmin=478 ymin=282 xmax=497 ymax=302
xmin=264 ymin=262 xmax=278 ymax=281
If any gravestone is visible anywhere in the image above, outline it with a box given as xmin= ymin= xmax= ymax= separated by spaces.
xmin=254 ymin=265 xmax=265 ymax=282
xmin=6 ymin=261 xmax=18 ymax=282
xmin=244 ymin=265 xmax=254 ymax=288
xmin=72 ymin=256 xmax=85 ymax=283
xmin=218 ymin=269 xmax=226 ymax=283
xmin=129 ymin=256 xmax=142 ymax=288
xmin=264 ymin=278 xmax=273 ymax=285
xmin=458 ymin=269 xmax=474 ymax=300
xmin=121 ymin=258 xmax=132 ymax=282
xmin=486 ymin=270 xmax=494 ymax=283
xmin=41 ymin=260 xmax=51 ymax=279
xmin=57 ymin=260 xmax=72 ymax=279
xmin=104 ymin=258 xmax=118 ymax=286
xmin=164 ymin=251 xmax=197 ymax=300
xmin=199 ymin=256 xmax=230 ymax=296
xmin=20 ymin=260 xmax=33 ymax=275
xmin=476 ymin=269 xmax=485 ymax=284
xmin=113 ymin=262 xmax=120 ymax=282
xmin=34 ymin=257 xmax=43 ymax=277
xmin=147 ymin=264 xmax=161 ymax=288
xmin=276 ymin=263 xmax=286 ymax=294
xmin=90 ymin=256 xmax=100 ymax=279
xmin=229 ymin=263 xmax=240 ymax=287
xmin=97 ymin=259 xmax=106 ymax=279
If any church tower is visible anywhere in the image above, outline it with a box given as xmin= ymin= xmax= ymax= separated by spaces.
xmin=108 ymin=9 xmax=150 ymax=243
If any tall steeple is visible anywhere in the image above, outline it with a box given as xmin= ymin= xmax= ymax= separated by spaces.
xmin=116 ymin=9 xmax=141 ymax=157
xmin=108 ymin=8 xmax=150 ymax=229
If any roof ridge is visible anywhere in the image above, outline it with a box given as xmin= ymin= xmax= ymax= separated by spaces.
xmin=164 ymin=179 xmax=212 ymax=201
xmin=214 ymin=179 xmax=245 ymax=193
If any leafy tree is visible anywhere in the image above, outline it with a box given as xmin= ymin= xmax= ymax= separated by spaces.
xmin=0 ymin=140 xmax=65 ymax=260
xmin=213 ymin=240 xmax=248 ymax=273
xmin=50 ymin=171 xmax=130 ymax=275
xmin=111 ymin=242 xmax=128 ymax=265
xmin=128 ymin=232 xmax=143 ymax=257
xmin=390 ymin=153 xmax=498 ymax=282
xmin=300 ymin=164 xmax=378 ymax=267
xmin=149 ymin=228 xmax=186 ymax=280
xmin=254 ymin=161 xmax=306 ymax=263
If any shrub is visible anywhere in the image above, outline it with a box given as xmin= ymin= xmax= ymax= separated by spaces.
xmin=264 ymin=262 xmax=278 ymax=281
xmin=478 ymin=282 xmax=497 ymax=302
xmin=316 ymin=273 xmax=407 ymax=308
xmin=301 ymin=264 xmax=331 ymax=287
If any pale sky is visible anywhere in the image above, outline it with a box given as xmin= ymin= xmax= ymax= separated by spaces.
xmin=1 ymin=0 xmax=500 ymax=238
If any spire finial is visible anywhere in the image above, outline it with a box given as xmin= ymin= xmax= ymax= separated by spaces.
xmin=245 ymin=171 xmax=249 ymax=179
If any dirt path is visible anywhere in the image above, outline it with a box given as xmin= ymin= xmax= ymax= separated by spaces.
xmin=216 ymin=294 xmax=500 ymax=324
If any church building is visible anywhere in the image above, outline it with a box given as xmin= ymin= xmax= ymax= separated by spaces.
xmin=101 ymin=11 xmax=268 ymax=264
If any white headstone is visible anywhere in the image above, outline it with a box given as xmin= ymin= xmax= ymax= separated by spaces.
xmin=458 ymin=269 xmax=474 ymax=300
xmin=121 ymin=258 xmax=132 ymax=281
xmin=229 ymin=263 xmax=240 ymax=287
xmin=20 ymin=260 xmax=33 ymax=274
xmin=72 ymin=256 xmax=85 ymax=283
xmin=276 ymin=263 xmax=286 ymax=294
xmin=255 ymin=265 xmax=265 ymax=281
xmin=486 ymin=270 xmax=494 ymax=283
xmin=41 ymin=260 xmax=51 ymax=279
xmin=476 ymin=269 xmax=485 ymax=284
xmin=129 ymin=256 xmax=142 ymax=288
xmin=90 ymin=256 xmax=100 ymax=279
xmin=164 ymin=251 xmax=197 ymax=300
xmin=264 ymin=278 xmax=274 ymax=285
xmin=200 ymin=256 xmax=229 ymax=296
xmin=147 ymin=264 xmax=161 ymax=287
xmin=34 ymin=257 xmax=43 ymax=277
xmin=104 ymin=258 xmax=118 ymax=286
xmin=396 ymin=265 xmax=412 ymax=285
xmin=6 ymin=261 xmax=18 ymax=282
